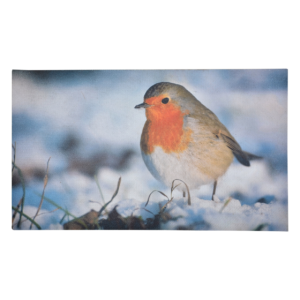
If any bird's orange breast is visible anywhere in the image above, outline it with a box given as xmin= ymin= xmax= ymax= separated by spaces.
xmin=141 ymin=101 xmax=193 ymax=154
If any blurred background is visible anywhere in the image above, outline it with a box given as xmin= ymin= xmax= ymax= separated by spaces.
xmin=12 ymin=70 xmax=287 ymax=229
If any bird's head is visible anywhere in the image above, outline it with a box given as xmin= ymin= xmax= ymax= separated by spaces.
xmin=135 ymin=82 xmax=201 ymax=121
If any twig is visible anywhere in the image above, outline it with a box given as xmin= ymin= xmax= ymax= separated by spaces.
xmin=30 ymin=157 xmax=51 ymax=229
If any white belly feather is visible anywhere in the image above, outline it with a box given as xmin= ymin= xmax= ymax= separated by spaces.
xmin=141 ymin=146 xmax=214 ymax=190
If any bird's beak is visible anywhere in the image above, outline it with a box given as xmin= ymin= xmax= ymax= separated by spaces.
xmin=135 ymin=102 xmax=152 ymax=109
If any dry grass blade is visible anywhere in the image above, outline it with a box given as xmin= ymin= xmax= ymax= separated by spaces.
xmin=141 ymin=208 xmax=155 ymax=216
xmin=35 ymin=191 xmax=84 ymax=229
xmin=63 ymin=177 xmax=122 ymax=230
xmin=131 ymin=207 xmax=156 ymax=217
xmin=160 ymin=197 xmax=174 ymax=212
xmin=158 ymin=191 xmax=169 ymax=198
xmin=12 ymin=142 xmax=16 ymax=173
xmin=88 ymin=200 xmax=102 ymax=206
xmin=63 ymin=211 xmax=92 ymax=230
xmin=171 ymin=183 xmax=181 ymax=193
xmin=12 ymin=206 xmax=41 ymax=230
xmin=30 ymin=157 xmax=51 ymax=229
xmin=130 ymin=207 xmax=140 ymax=217
xmin=12 ymin=162 xmax=26 ymax=228
xmin=59 ymin=213 xmax=67 ymax=224
xmin=145 ymin=190 xmax=169 ymax=207
xmin=94 ymin=174 xmax=105 ymax=204
xmin=41 ymin=194 xmax=78 ymax=219
xmin=253 ymin=223 xmax=269 ymax=231
xmin=17 ymin=207 xmax=60 ymax=227
xmin=94 ymin=174 xmax=110 ymax=215
xmin=35 ymin=207 xmax=59 ymax=217
xmin=11 ymin=148 xmax=19 ymax=226
xmin=12 ymin=196 xmax=23 ymax=224
xmin=171 ymin=179 xmax=191 ymax=205
xmin=98 ymin=177 xmax=121 ymax=217
xmin=219 ymin=197 xmax=232 ymax=213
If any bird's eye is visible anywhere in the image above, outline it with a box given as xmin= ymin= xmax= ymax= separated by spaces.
xmin=161 ymin=97 xmax=169 ymax=104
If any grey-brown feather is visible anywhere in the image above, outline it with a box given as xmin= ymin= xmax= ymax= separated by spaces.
xmin=144 ymin=82 xmax=259 ymax=167
xmin=220 ymin=133 xmax=250 ymax=166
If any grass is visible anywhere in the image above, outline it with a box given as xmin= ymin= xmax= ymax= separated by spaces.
xmin=63 ymin=177 xmax=122 ymax=230
xmin=30 ymin=157 xmax=51 ymax=229
xmin=12 ymin=155 xmax=275 ymax=231
xmin=145 ymin=178 xmax=191 ymax=209
xmin=12 ymin=143 xmax=26 ymax=229
xmin=219 ymin=197 xmax=232 ymax=213
xmin=12 ymin=206 xmax=41 ymax=230
xmin=12 ymin=159 xmax=129 ymax=229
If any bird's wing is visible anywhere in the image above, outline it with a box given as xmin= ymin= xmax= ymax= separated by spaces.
xmin=188 ymin=105 xmax=253 ymax=167
xmin=219 ymin=132 xmax=250 ymax=166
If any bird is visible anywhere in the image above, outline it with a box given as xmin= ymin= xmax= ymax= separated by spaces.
xmin=135 ymin=82 xmax=260 ymax=202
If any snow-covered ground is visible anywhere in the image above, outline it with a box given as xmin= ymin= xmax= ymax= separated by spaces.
xmin=12 ymin=70 xmax=288 ymax=230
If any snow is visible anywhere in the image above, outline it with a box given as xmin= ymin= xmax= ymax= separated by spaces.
xmin=11 ymin=70 xmax=288 ymax=230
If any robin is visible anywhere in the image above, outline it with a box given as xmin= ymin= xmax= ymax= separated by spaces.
xmin=135 ymin=82 xmax=260 ymax=202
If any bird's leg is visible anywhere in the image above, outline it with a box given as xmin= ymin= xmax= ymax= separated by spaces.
xmin=211 ymin=180 xmax=217 ymax=201
xmin=183 ymin=191 xmax=186 ymax=197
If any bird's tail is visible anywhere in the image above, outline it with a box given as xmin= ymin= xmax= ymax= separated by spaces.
xmin=220 ymin=132 xmax=262 ymax=167
xmin=244 ymin=151 xmax=263 ymax=161
xmin=234 ymin=150 xmax=262 ymax=167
